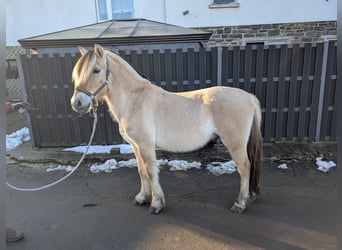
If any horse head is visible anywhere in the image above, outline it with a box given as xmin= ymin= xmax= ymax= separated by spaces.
xmin=71 ymin=44 xmax=110 ymax=113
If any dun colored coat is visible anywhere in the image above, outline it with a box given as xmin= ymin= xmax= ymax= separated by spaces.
xmin=71 ymin=44 xmax=263 ymax=214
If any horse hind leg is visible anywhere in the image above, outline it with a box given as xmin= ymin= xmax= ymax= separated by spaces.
xmin=230 ymin=147 xmax=251 ymax=213
xmin=220 ymin=138 xmax=251 ymax=213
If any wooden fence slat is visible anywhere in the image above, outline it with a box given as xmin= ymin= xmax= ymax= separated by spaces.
xmin=68 ymin=54 xmax=82 ymax=144
xmin=244 ymin=46 xmax=252 ymax=93
xmin=51 ymin=53 xmax=71 ymax=145
xmin=297 ymin=44 xmax=312 ymax=140
xmin=199 ymin=48 xmax=206 ymax=89
xmin=18 ymin=55 xmax=40 ymax=146
xmin=153 ymin=50 xmax=162 ymax=84
xmin=211 ymin=47 xmax=218 ymax=86
xmin=176 ymin=49 xmax=184 ymax=92
xmin=264 ymin=45 xmax=276 ymax=141
xmin=221 ymin=47 xmax=228 ymax=86
xmin=32 ymin=55 xmax=52 ymax=145
xmin=164 ymin=49 xmax=173 ymax=91
xmin=44 ymin=54 xmax=61 ymax=146
xmin=309 ymin=43 xmax=324 ymax=140
xmin=233 ymin=46 xmax=240 ymax=88
xmin=275 ymin=45 xmax=288 ymax=140
xmin=130 ymin=50 xmax=138 ymax=70
xmin=286 ymin=44 xmax=300 ymax=140
xmin=188 ymin=48 xmax=195 ymax=90
xmin=255 ymin=45 xmax=264 ymax=103
xmin=141 ymin=50 xmax=150 ymax=80
xmin=60 ymin=53 xmax=75 ymax=145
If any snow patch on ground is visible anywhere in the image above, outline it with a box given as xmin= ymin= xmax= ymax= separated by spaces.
xmin=277 ymin=163 xmax=288 ymax=169
xmin=47 ymin=165 xmax=74 ymax=172
xmin=167 ymin=160 xmax=201 ymax=171
xmin=63 ymin=144 xmax=133 ymax=155
xmin=7 ymin=128 xmax=336 ymax=175
xmin=6 ymin=127 xmax=30 ymax=151
xmin=89 ymin=159 xmax=202 ymax=173
xmin=206 ymin=160 xmax=237 ymax=176
xmin=90 ymin=159 xmax=138 ymax=173
xmin=315 ymin=157 xmax=336 ymax=173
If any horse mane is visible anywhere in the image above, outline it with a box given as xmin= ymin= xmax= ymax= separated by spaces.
xmin=72 ymin=47 xmax=150 ymax=87
xmin=72 ymin=51 xmax=96 ymax=83
xmin=107 ymin=50 xmax=150 ymax=82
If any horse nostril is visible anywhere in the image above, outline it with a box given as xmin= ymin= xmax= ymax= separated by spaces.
xmin=77 ymin=100 xmax=82 ymax=107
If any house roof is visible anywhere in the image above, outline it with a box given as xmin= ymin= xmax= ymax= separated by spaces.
xmin=18 ymin=19 xmax=211 ymax=48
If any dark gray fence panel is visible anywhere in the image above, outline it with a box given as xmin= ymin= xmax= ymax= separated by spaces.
xmin=220 ymin=43 xmax=330 ymax=142
xmin=18 ymin=55 xmax=41 ymax=146
xmin=18 ymin=43 xmax=337 ymax=147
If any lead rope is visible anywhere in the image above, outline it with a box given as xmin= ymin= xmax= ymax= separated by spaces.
xmin=6 ymin=112 xmax=98 ymax=192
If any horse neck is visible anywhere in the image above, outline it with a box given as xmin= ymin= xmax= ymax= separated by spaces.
xmin=104 ymin=52 xmax=150 ymax=120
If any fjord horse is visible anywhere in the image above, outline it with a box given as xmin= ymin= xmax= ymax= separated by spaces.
xmin=71 ymin=44 xmax=262 ymax=214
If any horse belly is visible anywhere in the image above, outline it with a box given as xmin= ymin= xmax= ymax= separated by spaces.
xmin=155 ymin=117 xmax=216 ymax=153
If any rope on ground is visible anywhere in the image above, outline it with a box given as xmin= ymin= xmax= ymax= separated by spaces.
xmin=6 ymin=112 xmax=98 ymax=192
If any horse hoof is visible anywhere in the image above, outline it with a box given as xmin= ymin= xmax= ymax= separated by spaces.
xmin=230 ymin=203 xmax=245 ymax=214
xmin=149 ymin=206 xmax=162 ymax=214
xmin=132 ymin=198 xmax=145 ymax=206
xmin=250 ymin=192 xmax=257 ymax=202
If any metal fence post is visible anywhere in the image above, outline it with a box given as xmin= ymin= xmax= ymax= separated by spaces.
xmin=315 ymin=41 xmax=329 ymax=142
xmin=217 ymin=47 xmax=222 ymax=86
xmin=16 ymin=54 xmax=36 ymax=147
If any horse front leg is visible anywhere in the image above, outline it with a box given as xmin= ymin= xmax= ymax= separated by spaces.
xmin=132 ymin=149 xmax=152 ymax=206
xmin=139 ymin=147 xmax=165 ymax=214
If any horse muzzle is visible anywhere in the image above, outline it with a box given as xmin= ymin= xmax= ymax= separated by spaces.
xmin=71 ymin=92 xmax=92 ymax=113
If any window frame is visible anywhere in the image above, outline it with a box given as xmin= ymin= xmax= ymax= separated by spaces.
xmin=6 ymin=59 xmax=18 ymax=79
xmin=209 ymin=0 xmax=240 ymax=8
xmin=96 ymin=0 xmax=134 ymax=21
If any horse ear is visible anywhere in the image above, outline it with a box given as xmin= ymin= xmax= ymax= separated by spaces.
xmin=78 ymin=46 xmax=88 ymax=56
xmin=94 ymin=44 xmax=105 ymax=58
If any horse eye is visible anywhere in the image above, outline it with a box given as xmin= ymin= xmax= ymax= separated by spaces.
xmin=93 ymin=69 xmax=101 ymax=74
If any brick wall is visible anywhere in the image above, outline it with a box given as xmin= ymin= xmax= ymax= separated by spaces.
xmin=198 ymin=21 xmax=337 ymax=46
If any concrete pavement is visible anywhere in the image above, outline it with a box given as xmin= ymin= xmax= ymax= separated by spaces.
xmin=5 ymin=111 xmax=337 ymax=249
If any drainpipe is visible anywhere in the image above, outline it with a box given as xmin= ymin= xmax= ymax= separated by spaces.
xmin=94 ymin=0 xmax=99 ymax=23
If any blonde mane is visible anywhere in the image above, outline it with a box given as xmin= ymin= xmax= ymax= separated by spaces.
xmin=72 ymin=51 xmax=97 ymax=83
xmin=107 ymin=51 xmax=147 ymax=82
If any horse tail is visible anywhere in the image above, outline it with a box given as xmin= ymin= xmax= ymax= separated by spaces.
xmin=247 ymin=95 xmax=263 ymax=196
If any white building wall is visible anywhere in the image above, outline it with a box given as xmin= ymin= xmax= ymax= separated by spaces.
xmin=6 ymin=0 xmax=337 ymax=46
xmin=134 ymin=0 xmax=167 ymax=23
xmin=136 ymin=0 xmax=337 ymax=28
xmin=6 ymin=0 xmax=96 ymax=46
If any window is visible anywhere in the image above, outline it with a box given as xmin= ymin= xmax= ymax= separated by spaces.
xmin=6 ymin=59 xmax=18 ymax=79
xmin=98 ymin=0 xmax=108 ymax=20
xmin=209 ymin=0 xmax=240 ymax=8
xmin=242 ymin=37 xmax=291 ymax=46
xmin=214 ymin=0 xmax=235 ymax=3
xmin=96 ymin=0 xmax=134 ymax=21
